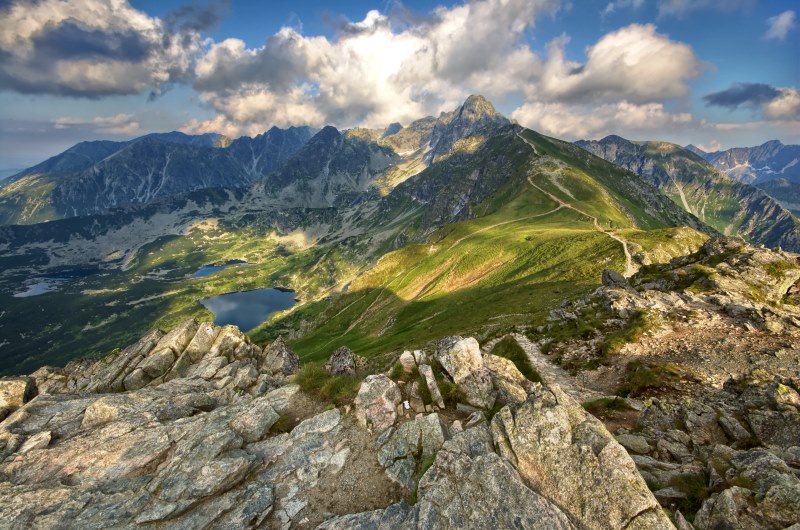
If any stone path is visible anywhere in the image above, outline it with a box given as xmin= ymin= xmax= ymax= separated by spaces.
xmin=510 ymin=333 xmax=603 ymax=402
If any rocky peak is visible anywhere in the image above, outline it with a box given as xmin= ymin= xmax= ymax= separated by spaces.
xmin=457 ymin=94 xmax=501 ymax=121
xmin=425 ymin=95 xmax=510 ymax=163
xmin=382 ymin=122 xmax=403 ymax=138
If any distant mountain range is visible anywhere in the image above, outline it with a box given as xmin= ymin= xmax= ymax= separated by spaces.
xmin=576 ymin=136 xmax=800 ymax=252
xmin=685 ymin=140 xmax=800 ymax=219
xmin=687 ymin=140 xmax=800 ymax=185
xmin=0 ymin=128 xmax=316 ymax=224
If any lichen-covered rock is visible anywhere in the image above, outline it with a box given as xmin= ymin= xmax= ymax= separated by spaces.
xmin=399 ymin=351 xmax=416 ymax=373
xmin=418 ymin=364 xmax=445 ymax=409
xmin=377 ymin=413 xmax=446 ymax=490
xmin=491 ymin=384 xmax=674 ymax=530
xmin=616 ymin=434 xmax=651 ymax=455
xmin=229 ymin=398 xmax=279 ymax=443
xmin=261 ymin=337 xmax=300 ymax=375
xmin=0 ymin=377 xmax=35 ymax=410
xmin=325 ymin=346 xmax=357 ymax=375
xmin=483 ymin=353 xmax=529 ymax=405
xmin=694 ymin=449 xmax=800 ymax=530
xmin=326 ymin=425 xmax=576 ymax=529
xmin=434 ymin=336 xmax=496 ymax=409
xmin=354 ymin=374 xmax=402 ymax=433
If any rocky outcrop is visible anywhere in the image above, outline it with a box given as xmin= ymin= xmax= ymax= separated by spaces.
xmin=434 ymin=336 xmax=496 ymax=409
xmin=0 ymin=321 xmax=680 ymax=529
xmin=491 ymin=384 xmax=675 ymax=530
xmin=260 ymin=336 xmax=300 ymax=375
xmin=0 ymin=377 xmax=35 ymax=420
xmin=354 ymin=374 xmax=402 ymax=433
xmin=325 ymin=345 xmax=357 ymax=375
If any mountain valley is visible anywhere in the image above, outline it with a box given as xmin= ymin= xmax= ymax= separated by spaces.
xmin=1 ymin=96 xmax=799 ymax=530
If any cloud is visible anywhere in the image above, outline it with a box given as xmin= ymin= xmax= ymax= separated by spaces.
xmin=601 ymin=0 xmax=644 ymax=16
xmin=0 ymin=0 xmax=207 ymax=97
xmin=187 ymin=1 xmax=704 ymax=138
xmin=704 ymin=83 xmax=800 ymax=122
xmin=511 ymin=100 xmax=692 ymax=139
xmin=656 ymin=0 xmax=755 ymax=18
xmin=537 ymin=24 xmax=702 ymax=104
xmin=763 ymin=88 xmax=800 ymax=121
xmin=188 ymin=0 xmax=561 ymax=134
xmin=53 ymin=113 xmax=141 ymax=135
xmin=764 ymin=10 xmax=796 ymax=41
xmin=703 ymin=83 xmax=780 ymax=109
xmin=695 ymin=140 xmax=722 ymax=153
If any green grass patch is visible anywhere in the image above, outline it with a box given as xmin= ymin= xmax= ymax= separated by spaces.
xmin=490 ymin=336 xmax=542 ymax=382
xmin=601 ymin=310 xmax=657 ymax=356
xmin=764 ymin=259 xmax=798 ymax=280
xmin=582 ymin=396 xmax=636 ymax=415
xmin=293 ymin=362 xmax=362 ymax=406
xmin=618 ymin=360 xmax=690 ymax=397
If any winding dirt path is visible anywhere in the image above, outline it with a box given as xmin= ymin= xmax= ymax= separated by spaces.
xmin=517 ymin=133 xmax=636 ymax=277
xmin=446 ymin=205 xmax=563 ymax=250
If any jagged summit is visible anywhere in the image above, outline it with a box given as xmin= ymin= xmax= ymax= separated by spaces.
xmin=425 ymin=94 xmax=510 ymax=163
xmin=457 ymin=94 xmax=502 ymax=120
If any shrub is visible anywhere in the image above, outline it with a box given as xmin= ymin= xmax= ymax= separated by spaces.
xmin=669 ymin=472 xmax=710 ymax=518
xmin=491 ymin=336 xmax=542 ymax=382
xmin=270 ymin=413 xmax=293 ymax=434
xmin=430 ymin=362 xmax=466 ymax=405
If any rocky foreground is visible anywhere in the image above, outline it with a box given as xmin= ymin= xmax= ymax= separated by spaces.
xmin=0 ymin=317 xmax=673 ymax=529
xmin=0 ymin=238 xmax=798 ymax=529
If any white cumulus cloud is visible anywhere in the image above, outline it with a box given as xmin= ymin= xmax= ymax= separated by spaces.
xmin=512 ymin=101 xmax=693 ymax=140
xmin=0 ymin=0 xmax=208 ymax=97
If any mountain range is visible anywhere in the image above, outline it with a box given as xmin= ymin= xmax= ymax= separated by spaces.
xmin=687 ymin=140 xmax=800 ymax=184
xmin=685 ymin=141 xmax=800 ymax=216
xmin=576 ymin=136 xmax=800 ymax=252
xmin=2 ymin=95 xmax=800 ymax=530
xmin=0 ymin=95 xmax=713 ymax=375
xmin=0 ymin=127 xmax=316 ymax=224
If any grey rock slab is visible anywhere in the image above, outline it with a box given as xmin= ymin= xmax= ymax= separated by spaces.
xmin=434 ymin=336 xmax=496 ymax=409
xmin=491 ymin=384 xmax=674 ymax=530
xmin=354 ymin=374 xmax=402 ymax=433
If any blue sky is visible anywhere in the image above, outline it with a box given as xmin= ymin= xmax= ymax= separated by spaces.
xmin=0 ymin=0 xmax=797 ymax=168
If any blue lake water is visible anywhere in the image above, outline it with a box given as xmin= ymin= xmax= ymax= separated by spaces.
xmin=192 ymin=260 xmax=250 ymax=278
xmin=200 ymin=287 xmax=297 ymax=332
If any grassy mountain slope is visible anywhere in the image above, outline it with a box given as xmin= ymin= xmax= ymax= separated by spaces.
xmin=278 ymin=128 xmax=709 ymax=361
xmin=577 ymin=136 xmax=800 ymax=252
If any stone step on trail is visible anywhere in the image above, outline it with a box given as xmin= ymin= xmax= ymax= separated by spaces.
xmin=509 ymin=333 xmax=603 ymax=403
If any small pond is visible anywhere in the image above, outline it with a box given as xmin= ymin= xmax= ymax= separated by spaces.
xmin=192 ymin=260 xmax=251 ymax=278
xmin=200 ymin=287 xmax=297 ymax=332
